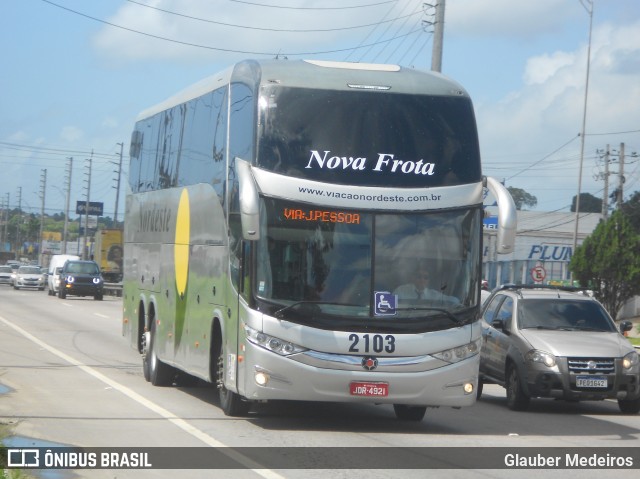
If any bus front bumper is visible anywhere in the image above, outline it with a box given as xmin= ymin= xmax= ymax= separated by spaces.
xmin=237 ymin=342 xmax=479 ymax=408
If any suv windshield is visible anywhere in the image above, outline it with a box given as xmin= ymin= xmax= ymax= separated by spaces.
xmin=65 ymin=262 xmax=100 ymax=275
xmin=518 ymin=299 xmax=616 ymax=332
xmin=254 ymin=198 xmax=481 ymax=331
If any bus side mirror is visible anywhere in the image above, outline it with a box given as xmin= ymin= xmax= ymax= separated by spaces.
xmin=235 ymin=157 xmax=261 ymax=241
xmin=484 ymin=176 xmax=517 ymax=254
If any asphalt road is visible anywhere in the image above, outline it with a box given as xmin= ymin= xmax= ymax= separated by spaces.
xmin=0 ymin=286 xmax=638 ymax=479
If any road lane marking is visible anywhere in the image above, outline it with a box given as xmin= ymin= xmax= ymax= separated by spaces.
xmin=0 ymin=314 xmax=285 ymax=479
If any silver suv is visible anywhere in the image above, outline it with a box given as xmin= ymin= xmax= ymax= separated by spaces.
xmin=478 ymin=285 xmax=639 ymax=414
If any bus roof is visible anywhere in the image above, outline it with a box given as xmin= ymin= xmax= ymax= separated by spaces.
xmin=136 ymin=59 xmax=470 ymax=121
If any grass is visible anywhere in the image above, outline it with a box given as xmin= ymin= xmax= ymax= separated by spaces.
xmin=628 ymin=336 xmax=640 ymax=346
xmin=0 ymin=423 xmax=32 ymax=479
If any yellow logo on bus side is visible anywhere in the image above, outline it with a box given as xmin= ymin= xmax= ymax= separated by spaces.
xmin=175 ymin=189 xmax=190 ymax=297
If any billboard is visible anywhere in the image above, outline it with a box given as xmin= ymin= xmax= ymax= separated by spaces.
xmin=76 ymin=201 xmax=104 ymax=216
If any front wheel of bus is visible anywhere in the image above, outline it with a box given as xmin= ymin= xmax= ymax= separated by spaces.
xmin=216 ymin=351 xmax=250 ymax=416
xmin=393 ymin=404 xmax=427 ymax=421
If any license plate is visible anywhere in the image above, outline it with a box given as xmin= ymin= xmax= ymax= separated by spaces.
xmin=350 ymin=381 xmax=389 ymax=397
xmin=576 ymin=376 xmax=607 ymax=388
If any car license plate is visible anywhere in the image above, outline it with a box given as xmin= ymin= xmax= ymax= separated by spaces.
xmin=576 ymin=376 xmax=607 ymax=388
xmin=350 ymin=381 xmax=389 ymax=397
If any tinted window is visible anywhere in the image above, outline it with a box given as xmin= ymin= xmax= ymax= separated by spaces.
xmin=257 ymin=86 xmax=480 ymax=187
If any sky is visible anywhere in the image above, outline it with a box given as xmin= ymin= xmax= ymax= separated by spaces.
xmin=1 ymin=0 xmax=640 ymax=220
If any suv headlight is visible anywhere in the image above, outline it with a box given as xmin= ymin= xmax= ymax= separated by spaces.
xmin=526 ymin=349 xmax=556 ymax=367
xmin=245 ymin=325 xmax=307 ymax=356
xmin=622 ymin=351 xmax=639 ymax=370
xmin=433 ymin=339 xmax=480 ymax=363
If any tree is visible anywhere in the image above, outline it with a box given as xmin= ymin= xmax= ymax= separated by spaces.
xmin=507 ymin=187 xmax=537 ymax=210
xmin=571 ymin=192 xmax=602 ymax=213
xmin=570 ymin=210 xmax=640 ymax=317
xmin=621 ymin=190 xmax=640 ymax=232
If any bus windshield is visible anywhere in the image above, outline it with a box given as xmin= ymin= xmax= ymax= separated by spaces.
xmin=255 ymin=198 xmax=482 ymax=331
xmin=256 ymin=86 xmax=481 ymax=188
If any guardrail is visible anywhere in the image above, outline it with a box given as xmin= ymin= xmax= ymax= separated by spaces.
xmin=104 ymin=282 xmax=123 ymax=297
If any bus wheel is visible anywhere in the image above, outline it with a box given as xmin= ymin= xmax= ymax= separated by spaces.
xmin=146 ymin=320 xmax=174 ymax=387
xmin=142 ymin=330 xmax=151 ymax=382
xmin=216 ymin=351 xmax=250 ymax=416
xmin=393 ymin=404 xmax=426 ymax=421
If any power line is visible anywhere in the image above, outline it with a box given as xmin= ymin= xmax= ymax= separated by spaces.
xmin=227 ymin=0 xmax=399 ymax=9
xmin=124 ymin=0 xmax=419 ymax=33
xmin=39 ymin=0 xmax=421 ymax=57
xmin=504 ymin=135 xmax=579 ymax=182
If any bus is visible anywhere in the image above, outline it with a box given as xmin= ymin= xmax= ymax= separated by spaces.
xmin=123 ymin=59 xmax=516 ymax=421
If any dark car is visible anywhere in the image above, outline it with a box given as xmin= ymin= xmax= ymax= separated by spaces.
xmin=477 ymin=284 xmax=640 ymax=414
xmin=58 ymin=260 xmax=104 ymax=300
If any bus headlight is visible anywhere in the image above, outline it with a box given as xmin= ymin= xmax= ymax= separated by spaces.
xmin=245 ymin=325 xmax=307 ymax=356
xmin=433 ymin=339 xmax=480 ymax=363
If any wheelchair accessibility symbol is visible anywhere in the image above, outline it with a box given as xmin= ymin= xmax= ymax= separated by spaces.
xmin=374 ymin=291 xmax=397 ymax=316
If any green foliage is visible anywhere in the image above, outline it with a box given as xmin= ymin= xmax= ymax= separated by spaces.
xmin=506 ymin=186 xmax=537 ymax=210
xmin=570 ymin=210 xmax=640 ymax=317
xmin=571 ymin=192 xmax=602 ymax=213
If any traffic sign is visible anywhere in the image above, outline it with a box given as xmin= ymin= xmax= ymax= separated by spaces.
xmin=531 ymin=265 xmax=546 ymax=283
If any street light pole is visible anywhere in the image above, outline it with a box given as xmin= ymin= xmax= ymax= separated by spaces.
xmin=572 ymin=0 xmax=594 ymax=254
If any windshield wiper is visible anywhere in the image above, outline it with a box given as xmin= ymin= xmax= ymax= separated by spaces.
xmin=395 ymin=306 xmax=463 ymax=325
xmin=273 ymin=301 xmax=361 ymax=319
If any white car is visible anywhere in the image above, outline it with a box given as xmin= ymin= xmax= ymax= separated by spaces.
xmin=47 ymin=254 xmax=80 ymax=295
xmin=13 ymin=265 xmax=45 ymax=291
xmin=0 ymin=265 xmax=13 ymax=285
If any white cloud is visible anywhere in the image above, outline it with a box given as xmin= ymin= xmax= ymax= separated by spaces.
xmin=448 ymin=0 xmax=574 ymax=37
xmin=60 ymin=126 xmax=84 ymax=143
xmin=524 ymin=51 xmax=575 ymax=85
xmin=478 ymin=18 xmax=640 ymax=208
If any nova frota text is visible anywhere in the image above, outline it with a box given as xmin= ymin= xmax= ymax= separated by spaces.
xmin=306 ymin=150 xmax=436 ymax=175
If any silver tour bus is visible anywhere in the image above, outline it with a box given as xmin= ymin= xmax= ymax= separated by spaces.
xmin=123 ymin=59 xmax=516 ymax=421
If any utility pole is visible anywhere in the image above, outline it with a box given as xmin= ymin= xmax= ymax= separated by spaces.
xmin=601 ymin=145 xmax=609 ymax=218
xmin=83 ymin=154 xmax=93 ymax=260
xmin=431 ymin=0 xmax=446 ymax=72
xmin=16 ymin=187 xmax=22 ymax=258
xmin=572 ymin=0 xmax=593 ymax=255
xmin=3 ymin=193 xmax=8 ymax=250
xmin=617 ymin=142 xmax=625 ymax=209
xmin=114 ymin=142 xmax=124 ymax=228
xmin=39 ymin=169 xmax=47 ymax=264
xmin=63 ymin=158 xmax=73 ymax=254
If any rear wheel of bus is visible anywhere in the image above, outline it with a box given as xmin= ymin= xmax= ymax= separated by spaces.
xmin=143 ymin=309 xmax=174 ymax=386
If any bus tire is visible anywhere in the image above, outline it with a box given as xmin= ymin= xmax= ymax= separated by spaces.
xmin=147 ymin=320 xmax=174 ymax=387
xmin=216 ymin=348 xmax=250 ymax=416
xmin=393 ymin=404 xmax=426 ymax=421
xmin=476 ymin=378 xmax=484 ymax=399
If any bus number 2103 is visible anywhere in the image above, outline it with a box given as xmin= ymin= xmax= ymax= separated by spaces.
xmin=348 ymin=334 xmax=396 ymax=353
